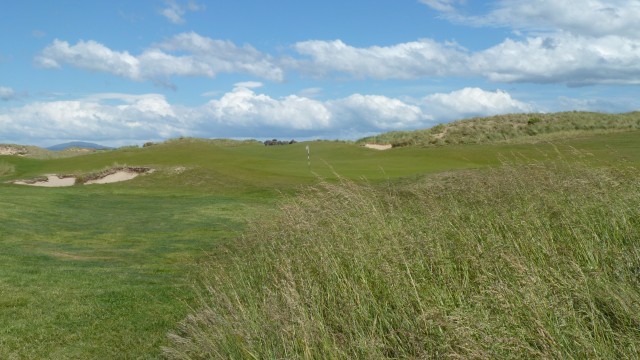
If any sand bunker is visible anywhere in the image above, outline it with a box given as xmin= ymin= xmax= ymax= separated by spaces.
xmin=364 ymin=143 xmax=393 ymax=150
xmin=13 ymin=175 xmax=76 ymax=187
xmin=85 ymin=170 xmax=140 ymax=185
xmin=11 ymin=167 xmax=153 ymax=187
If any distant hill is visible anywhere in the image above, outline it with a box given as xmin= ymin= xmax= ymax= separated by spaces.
xmin=47 ymin=141 xmax=113 ymax=151
xmin=357 ymin=111 xmax=640 ymax=148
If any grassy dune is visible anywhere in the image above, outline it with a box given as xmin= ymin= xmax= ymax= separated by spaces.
xmin=0 ymin=119 xmax=639 ymax=358
xmin=358 ymin=111 xmax=640 ymax=147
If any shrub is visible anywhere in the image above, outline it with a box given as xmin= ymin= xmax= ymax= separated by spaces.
xmin=527 ymin=117 xmax=542 ymax=126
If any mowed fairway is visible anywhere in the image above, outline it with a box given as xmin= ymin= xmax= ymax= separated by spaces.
xmin=1 ymin=131 xmax=639 ymax=358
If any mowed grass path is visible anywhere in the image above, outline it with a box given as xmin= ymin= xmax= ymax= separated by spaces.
xmin=0 ymin=130 xmax=639 ymax=358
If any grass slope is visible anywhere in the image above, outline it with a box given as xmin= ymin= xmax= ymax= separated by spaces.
xmin=358 ymin=111 xmax=640 ymax=147
xmin=0 ymin=125 xmax=639 ymax=358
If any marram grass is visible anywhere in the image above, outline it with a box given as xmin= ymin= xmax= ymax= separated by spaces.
xmin=165 ymin=158 xmax=640 ymax=359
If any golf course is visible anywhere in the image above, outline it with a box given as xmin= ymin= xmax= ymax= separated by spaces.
xmin=2 ymin=112 xmax=640 ymax=358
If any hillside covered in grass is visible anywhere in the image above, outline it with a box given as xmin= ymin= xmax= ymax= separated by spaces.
xmin=358 ymin=111 xmax=640 ymax=147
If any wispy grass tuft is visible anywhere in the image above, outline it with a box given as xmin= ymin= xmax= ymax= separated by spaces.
xmin=165 ymin=156 xmax=640 ymax=359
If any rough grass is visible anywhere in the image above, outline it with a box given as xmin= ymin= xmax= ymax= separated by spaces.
xmin=0 ymin=160 xmax=15 ymax=176
xmin=164 ymin=156 xmax=640 ymax=359
xmin=358 ymin=111 xmax=640 ymax=147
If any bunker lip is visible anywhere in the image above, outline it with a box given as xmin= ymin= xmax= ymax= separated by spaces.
xmin=10 ymin=166 xmax=154 ymax=187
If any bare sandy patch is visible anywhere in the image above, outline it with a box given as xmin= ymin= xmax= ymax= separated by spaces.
xmin=0 ymin=145 xmax=27 ymax=156
xmin=364 ymin=143 xmax=393 ymax=150
xmin=11 ymin=166 xmax=154 ymax=187
xmin=13 ymin=175 xmax=76 ymax=187
xmin=85 ymin=170 xmax=139 ymax=184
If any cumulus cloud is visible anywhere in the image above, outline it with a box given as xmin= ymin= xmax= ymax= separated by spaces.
xmin=0 ymin=86 xmax=16 ymax=101
xmin=292 ymin=31 xmax=640 ymax=85
xmin=293 ymin=39 xmax=468 ymax=79
xmin=423 ymin=87 xmax=534 ymax=119
xmin=35 ymin=32 xmax=283 ymax=82
xmin=329 ymin=94 xmax=430 ymax=130
xmin=0 ymin=93 xmax=185 ymax=144
xmin=0 ymin=86 xmax=536 ymax=144
xmin=471 ymin=33 xmax=640 ymax=85
xmin=160 ymin=0 xmax=203 ymax=24
xmin=305 ymin=1 xmax=634 ymax=85
xmin=199 ymin=84 xmax=333 ymax=131
xmin=462 ymin=0 xmax=640 ymax=38
xmin=36 ymin=39 xmax=141 ymax=78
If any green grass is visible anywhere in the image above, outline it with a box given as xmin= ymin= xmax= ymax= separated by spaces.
xmin=164 ymin=157 xmax=640 ymax=359
xmin=0 ymin=185 xmax=264 ymax=358
xmin=0 ymin=160 xmax=14 ymax=176
xmin=0 ymin=124 xmax=639 ymax=358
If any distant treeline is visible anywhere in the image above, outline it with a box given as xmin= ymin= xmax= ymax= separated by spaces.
xmin=264 ymin=139 xmax=297 ymax=146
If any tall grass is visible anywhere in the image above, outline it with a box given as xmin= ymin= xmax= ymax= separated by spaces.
xmin=165 ymin=157 xmax=640 ymax=359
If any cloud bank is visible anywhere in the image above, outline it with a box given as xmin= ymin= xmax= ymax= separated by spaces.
xmin=0 ymin=86 xmax=533 ymax=145
xmin=34 ymin=0 xmax=640 ymax=87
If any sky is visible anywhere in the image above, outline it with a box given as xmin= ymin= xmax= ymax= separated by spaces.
xmin=1 ymin=0 xmax=639 ymax=147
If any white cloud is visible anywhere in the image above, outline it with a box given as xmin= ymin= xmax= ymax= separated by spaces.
xmin=0 ymin=87 xmax=537 ymax=145
xmin=329 ymin=94 xmax=431 ymax=130
xmin=471 ymin=33 xmax=640 ymax=85
xmin=0 ymin=94 xmax=184 ymax=143
xmin=292 ymin=31 xmax=640 ymax=85
xmin=418 ymin=0 xmax=464 ymax=13
xmin=293 ymin=39 xmax=468 ymax=79
xmin=0 ymin=86 xmax=16 ymax=101
xmin=297 ymin=87 xmax=322 ymax=98
xmin=233 ymin=81 xmax=264 ymax=89
xmin=465 ymin=0 xmax=640 ymax=38
xmin=555 ymin=96 xmax=640 ymax=113
xmin=423 ymin=87 xmax=534 ymax=119
xmin=199 ymin=86 xmax=333 ymax=131
xmin=36 ymin=40 xmax=141 ymax=78
xmin=36 ymin=33 xmax=283 ymax=82
xmin=160 ymin=0 xmax=204 ymax=24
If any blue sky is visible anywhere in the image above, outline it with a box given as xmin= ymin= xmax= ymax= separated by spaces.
xmin=1 ymin=0 xmax=639 ymax=146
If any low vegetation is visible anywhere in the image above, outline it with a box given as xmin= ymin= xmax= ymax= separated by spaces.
xmin=165 ymin=156 xmax=640 ymax=359
xmin=358 ymin=111 xmax=640 ymax=147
